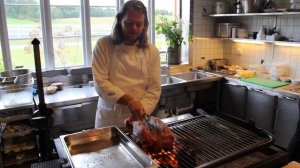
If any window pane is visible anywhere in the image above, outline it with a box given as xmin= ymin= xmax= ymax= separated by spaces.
xmin=4 ymin=0 xmax=44 ymax=70
xmin=0 ymin=39 xmax=3 ymax=71
xmin=155 ymin=0 xmax=178 ymax=62
xmin=90 ymin=0 xmax=116 ymax=48
xmin=50 ymin=0 xmax=83 ymax=68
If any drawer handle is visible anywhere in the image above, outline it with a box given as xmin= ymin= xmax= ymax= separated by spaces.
xmin=250 ymin=88 xmax=265 ymax=93
xmin=282 ymin=95 xmax=297 ymax=101
xmin=225 ymin=82 xmax=242 ymax=87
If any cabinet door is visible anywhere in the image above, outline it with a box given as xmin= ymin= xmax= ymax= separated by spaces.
xmin=274 ymin=96 xmax=299 ymax=149
xmin=246 ymin=88 xmax=277 ymax=133
xmin=220 ymin=82 xmax=247 ymax=120
xmin=51 ymin=101 xmax=97 ymax=138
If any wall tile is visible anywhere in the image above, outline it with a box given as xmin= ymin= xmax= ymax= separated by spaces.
xmin=191 ymin=0 xmax=300 ymax=77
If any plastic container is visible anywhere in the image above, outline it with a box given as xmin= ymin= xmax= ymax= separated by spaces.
xmin=216 ymin=23 xmax=240 ymax=38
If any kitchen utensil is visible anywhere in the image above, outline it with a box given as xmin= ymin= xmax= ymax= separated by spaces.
xmin=232 ymin=27 xmax=238 ymax=38
xmin=237 ymin=28 xmax=249 ymax=38
xmin=291 ymin=78 xmax=300 ymax=85
xmin=209 ymin=59 xmax=227 ymax=70
xmin=241 ymin=0 xmax=255 ymax=13
xmin=0 ymin=69 xmax=32 ymax=85
xmin=234 ymin=0 xmax=243 ymax=13
xmin=264 ymin=0 xmax=276 ymax=11
xmin=60 ymin=127 xmax=158 ymax=168
xmin=241 ymin=0 xmax=265 ymax=13
xmin=216 ymin=23 xmax=240 ymax=38
xmin=143 ymin=115 xmax=155 ymax=132
xmin=255 ymin=0 xmax=266 ymax=12
xmin=240 ymin=77 xmax=289 ymax=88
xmin=215 ymin=1 xmax=228 ymax=14
xmin=290 ymin=0 xmax=300 ymax=9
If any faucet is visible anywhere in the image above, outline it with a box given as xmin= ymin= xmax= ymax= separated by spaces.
xmin=166 ymin=64 xmax=170 ymax=77
xmin=161 ymin=64 xmax=170 ymax=77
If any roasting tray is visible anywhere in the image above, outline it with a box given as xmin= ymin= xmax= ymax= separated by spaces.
xmin=59 ymin=126 xmax=158 ymax=168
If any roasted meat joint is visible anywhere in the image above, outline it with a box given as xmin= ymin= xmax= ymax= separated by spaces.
xmin=126 ymin=115 xmax=177 ymax=167
xmin=126 ymin=115 xmax=174 ymax=153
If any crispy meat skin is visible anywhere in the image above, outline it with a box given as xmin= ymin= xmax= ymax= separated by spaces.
xmin=127 ymin=116 xmax=174 ymax=153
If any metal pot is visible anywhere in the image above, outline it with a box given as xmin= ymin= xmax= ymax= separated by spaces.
xmin=0 ymin=69 xmax=32 ymax=85
xmin=215 ymin=1 xmax=229 ymax=14
xmin=241 ymin=0 xmax=265 ymax=13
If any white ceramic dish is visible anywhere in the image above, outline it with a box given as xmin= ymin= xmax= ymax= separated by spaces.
xmin=291 ymin=78 xmax=300 ymax=85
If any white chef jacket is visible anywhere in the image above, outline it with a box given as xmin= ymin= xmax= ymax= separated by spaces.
xmin=92 ymin=36 xmax=161 ymax=128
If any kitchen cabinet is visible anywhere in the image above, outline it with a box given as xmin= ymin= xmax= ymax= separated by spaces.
xmin=245 ymin=88 xmax=277 ymax=133
xmin=50 ymin=101 xmax=97 ymax=138
xmin=274 ymin=95 xmax=299 ymax=149
xmin=194 ymin=82 xmax=219 ymax=114
xmin=219 ymin=81 xmax=247 ymax=120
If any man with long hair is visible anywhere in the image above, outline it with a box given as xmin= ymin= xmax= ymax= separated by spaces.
xmin=92 ymin=0 xmax=161 ymax=128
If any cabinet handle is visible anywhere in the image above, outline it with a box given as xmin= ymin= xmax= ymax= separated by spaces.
xmin=281 ymin=95 xmax=297 ymax=101
xmin=250 ymin=88 xmax=265 ymax=93
xmin=225 ymin=82 xmax=243 ymax=87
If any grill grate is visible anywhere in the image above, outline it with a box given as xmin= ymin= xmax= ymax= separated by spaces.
xmin=155 ymin=115 xmax=273 ymax=168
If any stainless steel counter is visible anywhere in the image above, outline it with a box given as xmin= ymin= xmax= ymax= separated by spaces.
xmin=1 ymin=70 xmax=299 ymax=112
xmin=36 ymin=85 xmax=98 ymax=108
xmin=209 ymin=70 xmax=300 ymax=99
xmin=0 ymin=84 xmax=98 ymax=112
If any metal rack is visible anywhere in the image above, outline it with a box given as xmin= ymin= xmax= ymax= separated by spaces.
xmin=0 ymin=107 xmax=38 ymax=168
xmin=209 ymin=11 xmax=300 ymax=17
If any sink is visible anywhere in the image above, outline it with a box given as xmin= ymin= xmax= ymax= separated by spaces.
xmin=161 ymin=75 xmax=186 ymax=85
xmin=160 ymin=75 xmax=186 ymax=98
xmin=172 ymin=71 xmax=213 ymax=81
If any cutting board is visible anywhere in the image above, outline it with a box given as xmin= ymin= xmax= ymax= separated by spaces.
xmin=240 ymin=77 xmax=289 ymax=88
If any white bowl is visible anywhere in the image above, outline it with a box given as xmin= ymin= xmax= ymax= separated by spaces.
xmin=291 ymin=78 xmax=300 ymax=85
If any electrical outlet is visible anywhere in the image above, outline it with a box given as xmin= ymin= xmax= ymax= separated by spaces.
xmin=235 ymin=49 xmax=243 ymax=56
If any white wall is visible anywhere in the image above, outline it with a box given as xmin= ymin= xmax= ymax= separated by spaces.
xmin=191 ymin=0 xmax=300 ymax=78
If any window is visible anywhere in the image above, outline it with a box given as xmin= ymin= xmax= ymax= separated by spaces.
xmin=0 ymin=40 xmax=3 ymax=71
xmin=90 ymin=0 xmax=117 ymax=49
xmin=50 ymin=0 xmax=83 ymax=68
xmin=0 ymin=0 xmax=188 ymax=71
xmin=4 ymin=0 xmax=43 ymax=69
xmin=155 ymin=0 xmax=179 ymax=62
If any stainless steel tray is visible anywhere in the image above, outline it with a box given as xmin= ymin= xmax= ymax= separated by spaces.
xmin=60 ymin=126 xmax=158 ymax=168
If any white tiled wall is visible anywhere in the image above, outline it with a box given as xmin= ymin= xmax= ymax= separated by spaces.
xmin=190 ymin=0 xmax=300 ymax=78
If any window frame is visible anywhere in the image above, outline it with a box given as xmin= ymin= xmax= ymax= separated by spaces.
xmin=0 ymin=0 xmax=188 ymax=71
